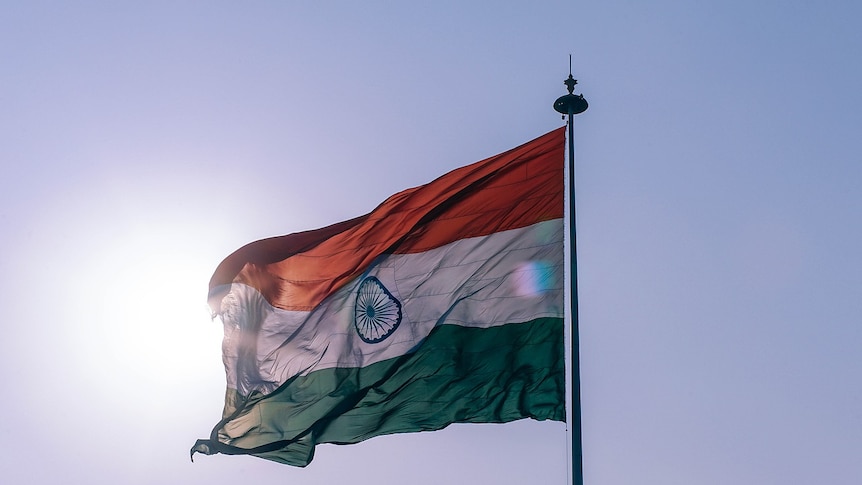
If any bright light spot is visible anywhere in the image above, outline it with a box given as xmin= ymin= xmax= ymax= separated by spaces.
xmin=511 ymin=260 xmax=558 ymax=296
xmin=68 ymin=220 xmax=226 ymax=400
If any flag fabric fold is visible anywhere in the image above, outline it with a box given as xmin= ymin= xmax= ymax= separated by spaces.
xmin=192 ymin=127 xmax=567 ymax=466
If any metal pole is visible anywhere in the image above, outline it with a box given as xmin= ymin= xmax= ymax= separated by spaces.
xmin=553 ymin=62 xmax=588 ymax=485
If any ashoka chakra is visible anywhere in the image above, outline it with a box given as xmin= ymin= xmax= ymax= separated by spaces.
xmin=354 ymin=276 xmax=402 ymax=343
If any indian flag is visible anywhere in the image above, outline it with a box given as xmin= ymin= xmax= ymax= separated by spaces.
xmin=192 ymin=127 xmax=567 ymax=466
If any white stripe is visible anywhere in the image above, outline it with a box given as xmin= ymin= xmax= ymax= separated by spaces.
xmin=218 ymin=219 xmax=564 ymax=396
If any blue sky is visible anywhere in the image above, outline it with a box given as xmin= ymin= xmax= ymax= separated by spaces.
xmin=1 ymin=2 xmax=860 ymax=484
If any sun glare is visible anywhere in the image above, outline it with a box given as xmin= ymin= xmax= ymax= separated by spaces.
xmin=71 ymin=221 xmax=225 ymax=396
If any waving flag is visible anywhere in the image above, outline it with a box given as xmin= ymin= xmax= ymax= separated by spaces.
xmin=192 ymin=127 xmax=567 ymax=466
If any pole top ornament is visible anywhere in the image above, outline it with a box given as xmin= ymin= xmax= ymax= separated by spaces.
xmin=554 ymin=56 xmax=588 ymax=116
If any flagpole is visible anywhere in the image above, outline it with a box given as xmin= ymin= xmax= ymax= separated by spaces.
xmin=553 ymin=59 xmax=588 ymax=485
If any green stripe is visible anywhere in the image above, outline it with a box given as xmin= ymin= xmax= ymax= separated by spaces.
xmin=206 ymin=317 xmax=564 ymax=466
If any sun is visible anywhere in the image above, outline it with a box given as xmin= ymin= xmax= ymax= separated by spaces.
xmin=72 ymin=220 xmax=225 ymax=392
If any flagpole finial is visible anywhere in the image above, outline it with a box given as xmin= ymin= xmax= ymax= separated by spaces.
xmin=554 ymin=58 xmax=588 ymax=115
xmin=564 ymin=74 xmax=578 ymax=94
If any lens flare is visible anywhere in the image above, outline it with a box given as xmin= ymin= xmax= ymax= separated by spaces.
xmin=512 ymin=260 xmax=557 ymax=296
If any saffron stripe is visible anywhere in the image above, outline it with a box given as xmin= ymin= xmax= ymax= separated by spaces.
xmin=209 ymin=127 xmax=564 ymax=312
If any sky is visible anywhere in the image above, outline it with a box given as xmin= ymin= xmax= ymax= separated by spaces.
xmin=1 ymin=1 xmax=860 ymax=484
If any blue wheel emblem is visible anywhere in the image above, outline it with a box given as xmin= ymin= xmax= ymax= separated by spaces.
xmin=354 ymin=276 xmax=402 ymax=343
